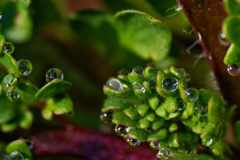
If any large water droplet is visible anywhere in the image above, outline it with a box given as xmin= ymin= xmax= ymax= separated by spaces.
xmin=106 ymin=77 xmax=123 ymax=91
xmin=162 ymin=77 xmax=178 ymax=92
xmin=19 ymin=136 xmax=34 ymax=150
xmin=132 ymin=66 xmax=144 ymax=76
xmin=17 ymin=59 xmax=32 ymax=76
xmin=227 ymin=65 xmax=240 ymax=76
xmin=9 ymin=151 xmax=24 ymax=160
xmin=0 ymin=151 xmax=8 ymax=159
xmin=149 ymin=141 xmax=160 ymax=149
xmin=218 ymin=33 xmax=230 ymax=46
xmin=115 ymin=124 xmax=129 ymax=136
xmin=176 ymin=68 xmax=186 ymax=77
xmin=46 ymin=68 xmax=64 ymax=82
xmin=202 ymin=135 xmax=213 ymax=147
xmin=7 ymin=89 xmax=20 ymax=102
xmin=3 ymin=42 xmax=15 ymax=54
xmin=2 ymin=74 xmax=18 ymax=91
xmin=186 ymin=88 xmax=199 ymax=102
xmin=148 ymin=79 xmax=157 ymax=90
xmin=133 ymin=82 xmax=146 ymax=93
xmin=127 ymin=138 xmax=141 ymax=147
xmin=118 ymin=69 xmax=129 ymax=76
xmin=100 ymin=110 xmax=113 ymax=123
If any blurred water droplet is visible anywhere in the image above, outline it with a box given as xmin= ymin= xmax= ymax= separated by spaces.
xmin=186 ymin=88 xmax=199 ymax=102
xmin=3 ymin=42 xmax=15 ymax=54
xmin=7 ymin=89 xmax=20 ymax=102
xmin=100 ymin=110 xmax=113 ymax=123
xmin=66 ymin=110 xmax=75 ymax=117
xmin=0 ymin=151 xmax=8 ymax=159
xmin=9 ymin=151 xmax=24 ymax=160
xmin=19 ymin=136 xmax=34 ymax=150
xmin=176 ymin=99 xmax=183 ymax=111
xmin=149 ymin=141 xmax=160 ymax=149
xmin=115 ymin=124 xmax=129 ymax=136
xmin=46 ymin=68 xmax=64 ymax=82
xmin=2 ymin=74 xmax=18 ymax=91
xmin=0 ymin=12 xmax=2 ymax=20
xmin=148 ymin=79 xmax=157 ymax=90
xmin=218 ymin=33 xmax=230 ymax=46
xmin=176 ymin=68 xmax=186 ymax=77
xmin=133 ymin=82 xmax=146 ymax=93
xmin=227 ymin=65 xmax=240 ymax=76
xmin=127 ymin=138 xmax=141 ymax=147
xmin=118 ymin=69 xmax=129 ymax=76
xmin=132 ymin=66 xmax=144 ymax=76
xmin=185 ymin=73 xmax=191 ymax=82
xmin=202 ymin=107 xmax=208 ymax=117
xmin=106 ymin=77 xmax=123 ymax=91
xmin=162 ymin=77 xmax=178 ymax=92
xmin=17 ymin=59 xmax=32 ymax=76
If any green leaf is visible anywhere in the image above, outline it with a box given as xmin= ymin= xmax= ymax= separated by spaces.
xmin=112 ymin=110 xmax=137 ymax=127
xmin=114 ymin=10 xmax=172 ymax=62
xmin=19 ymin=109 xmax=33 ymax=129
xmin=128 ymin=128 xmax=149 ymax=140
xmin=0 ymin=98 xmax=15 ymax=124
xmin=147 ymin=128 xmax=167 ymax=141
xmin=0 ymin=52 xmax=20 ymax=77
xmin=35 ymin=79 xmax=72 ymax=98
xmin=0 ymin=35 xmax=6 ymax=52
xmin=1 ymin=122 xmax=18 ymax=133
xmin=224 ymin=43 xmax=240 ymax=65
xmin=222 ymin=15 xmax=240 ymax=45
xmin=223 ymin=0 xmax=240 ymax=15
xmin=6 ymin=139 xmax=32 ymax=160
xmin=16 ymin=79 xmax=39 ymax=104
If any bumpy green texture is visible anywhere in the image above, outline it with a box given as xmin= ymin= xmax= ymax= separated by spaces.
xmin=102 ymin=65 xmax=233 ymax=159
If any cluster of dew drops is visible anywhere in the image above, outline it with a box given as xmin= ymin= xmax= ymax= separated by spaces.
xmin=101 ymin=65 xmax=201 ymax=159
xmin=0 ymin=12 xmax=64 ymax=102
xmin=0 ymin=136 xmax=33 ymax=160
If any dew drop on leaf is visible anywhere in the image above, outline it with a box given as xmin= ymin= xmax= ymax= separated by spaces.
xmin=19 ymin=136 xmax=34 ymax=150
xmin=118 ymin=69 xmax=129 ymax=76
xmin=132 ymin=66 xmax=144 ymax=76
xmin=17 ymin=59 xmax=33 ymax=76
xmin=162 ymin=77 xmax=178 ymax=92
xmin=133 ymin=82 xmax=146 ymax=93
xmin=218 ymin=32 xmax=230 ymax=46
xmin=157 ymin=147 xmax=171 ymax=159
xmin=227 ymin=65 xmax=240 ymax=76
xmin=100 ymin=110 xmax=113 ymax=123
xmin=7 ymin=89 xmax=20 ymax=102
xmin=186 ymin=88 xmax=199 ymax=102
xmin=2 ymin=74 xmax=18 ymax=91
xmin=106 ymin=77 xmax=123 ymax=91
xmin=46 ymin=68 xmax=64 ymax=82
xmin=115 ymin=124 xmax=129 ymax=136
xmin=149 ymin=141 xmax=160 ymax=149
xmin=176 ymin=68 xmax=186 ymax=77
xmin=8 ymin=151 xmax=24 ymax=160
xmin=127 ymin=137 xmax=141 ymax=147
xmin=3 ymin=42 xmax=15 ymax=54
xmin=148 ymin=79 xmax=157 ymax=90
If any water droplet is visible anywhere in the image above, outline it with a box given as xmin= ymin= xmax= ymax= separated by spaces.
xmin=227 ymin=65 xmax=240 ymax=76
xmin=132 ymin=66 xmax=144 ymax=76
xmin=9 ymin=151 xmax=24 ymax=160
xmin=148 ymin=79 xmax=157 ymax=90
xmin=115 ymin=124 xmax=129 ymax=136
xmin=19 ymin=136 xmax=34 ymax=150
xmin=2 ymin=74 xmax=18 ymax=91
xmin=185 ymin=73 xmax=191 ymax=82
xmin=106 ymin=77 xmax=123 ymax=91
xmin=133 ymin=82 xmax=146 ymax=93
xmin=118 ymin=69 xmax=129 ymax=76
xmin=17 ymin=59 xmax=32 ymax=76
xmin=100 ymin=110 xmax=113 ymax=123
xmin=46 ymin=68 xmax=64 ymax=82
xmin=0 ymin=12 xmax=2 ymax=20
xmin=202 ymin=135 xmax=213 ymax=147
xmin=186 ymin=88 xmax=199 ymax=102
xmin=157 ymin=147 xmax=171 ymax=159
xmin=0 ymin=151 xmax=8 ymax=159
xmin=202 ymin=107 xmax=208 ymax=117
xmin=176 ymin=68 xmax=186 ymax=77
xmin=7 ymin=89 xmax=20 ymax=102
xmin=149 ymin=141 xmax=160 ymax=149
xmin=162 ymin=77 xmax=178 ymax=92
xmin=218 ymin=33 xmax=230 ymax=46
xmin=3 ymin=42 xmax=15 ymax=54
xmin=66 ymin=110 xmax=75 ymax=117
xmin=176 ymin=99 xmax=183 ymax=111
xmin=127 ymin=138 xmax=141 ymax=147
xmin=146 ymin=63 xmax=156 ymax=68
